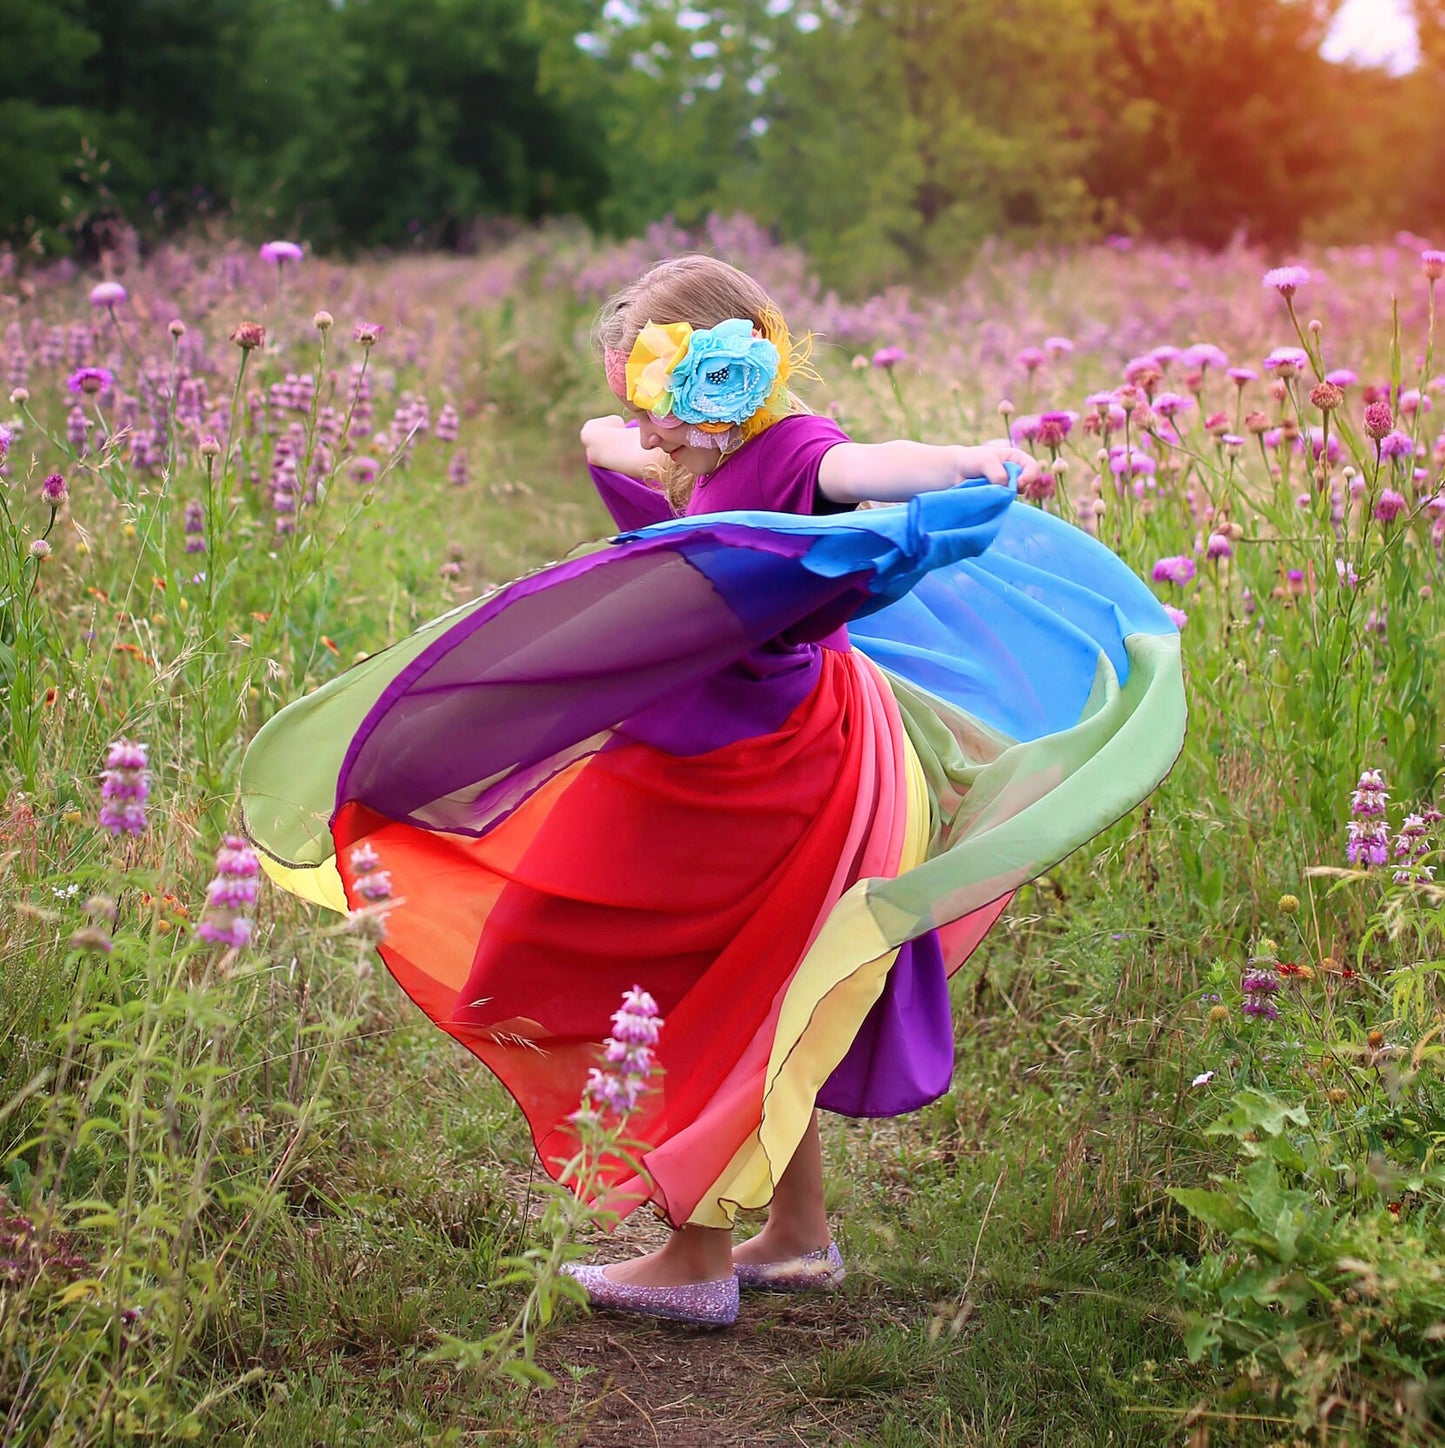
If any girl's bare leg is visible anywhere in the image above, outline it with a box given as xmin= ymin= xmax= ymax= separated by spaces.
xmin=731 ymin=1110 xmax=831 ymax=1264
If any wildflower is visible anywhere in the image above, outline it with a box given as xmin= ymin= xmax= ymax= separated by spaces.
xmin=871 ymin=345 xmax=907 ymax=369
xmin=353 ymin=322 xmax=385 ymax=348
xmin=195 ymin=835 xmax=261 ymax=949
xmin=1243 ymin=410 xmax=1271 ymax=435
xmin=1378 ymin=430 xmax=1415 ymax=462
xmin=89 ymin=281 xmax=127 ymax=307
xmin=1347 ymin=819 xmax=1390 ymax=867
xmin=1153 ymin=392 xmax=1193 ymax=419
xmin=1207 ymin=1003 xmax=1229 ymax=1023
xmin=1351 ymin=768 xmax=1388 ymax=817
xmin=1278 ymin=893 xmax=1300 ymax=914
xmin=9 ymin=387 xmax=27 ymax=404
xmin=1310 ymin=381 xmax=1344 ymax=412
xmin=1263 ymin=347 xmax=1308 ymax=379
xmin=1227 ymin=367 xmax=1259 ymax=387
xmin=169 ymin=319 xmax=186 ymax=339
xmin=435 ymin=402 xmax=460 ymax=443
xmin=1263 ymin=265 xmax=1310 ymax=297
xmin=1184 ymin=343 xmax=1229 ymax=371
xmin=230 ymin=322 xmax=265 ymax=350
xmin=1192 ymin=1071 xmax=1215 ymax=1087
xmin=67 ymin=366 xmax=113 ymax=396
xmin=184 ymin=499 xmax=206 ymax=553
xmin=1044 ymin=336 xmax=1074 ymax=356
xmin=1374 ymin=488 xmax=1408 ymax=522
xmin=1277 ymin=961 xmax=1313 ymax=980
xmin=199 ymin=434 xmax=221 ymax=459
xmin=1205 ymin=532 xmax=1233 ymax=560
xmin=1164 ymin=604 xmax=1188 ymax=629
xmin=1423 ymin=250 xmax=1445 ymax=280
xmin=1015 ymin=346 xmax=1046 ymax=373
xmin=68 ymin=925 xmax=114 ymax=954
xmin=577 ymin=985 xmax=663 ymax=1119
xmin=40 ymin=473 xmax=68 ymax=505
xmin=99 ymin=739 xmax=150 ymax=836
xmin=1336 ymin=557 xmax=1360 ymax=588
xmin=313 ymin=310 xmax=333 ymax=331
xmin=259 ymin=240 xmax=304 ymax=265
xmin=1151 ymin=555 xmax=1196 ymax=585
xmin=1123 ymin=357 xmax=1162 ymax=392
xmin=347 ymin=842 xmax=394 ymax=941
xmin=1364 ymin=400 xmax=1394 ymax=440
xmin=28 ymin=540 xmax=50 ymax=561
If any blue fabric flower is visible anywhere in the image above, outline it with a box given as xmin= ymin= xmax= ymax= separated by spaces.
xmin=668 ymin=319 xmax=780 ymax=426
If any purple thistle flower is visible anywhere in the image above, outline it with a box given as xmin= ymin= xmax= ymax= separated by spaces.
xmin=871 ymin=345 xmax=907 ymax=370
xmin=89 ymin=281 xmax=128 ymax=307
xmin=1164 ymin=604 xmax=1187 ymax=629
xmin=1044 ymin=336 xmax=1074 ymax=356
xmin=259 ymin=241 xmax=304 ymax=265
xmin=1374 ymin=488 xmax=1408 ymax=522
xmin=1325 ymin=368 xmax=1358 ymax=387
xmin=1227 ymin=367 xmax=1259 ymax=385
xmin=99 ymin=739 xmax=150 ymax=836
xmin=1205 ymin=532 xmax=1234 ymax=560
xmin=41 ymin=473 xmax=68 ymax=505
xmin=1153 ymin=392 xmax=1194 ymax=419
xmin=1264 ymin=346 xmax=1309 ymax=377
xmin=67 ymin=366 xmax=113 ymax=397
xmin=1378 ymin=430 xmax=1416 ymax=462
xmin=1262 ymin=265 xmax=1310 ymax=297
xmin=1183 ymin=343 xmax=1230 ymax=371
xmin=1151 ymin=555 xmax=1196 ymax=586
xmin=1015 ymin=346 xmax=1046 ymax=372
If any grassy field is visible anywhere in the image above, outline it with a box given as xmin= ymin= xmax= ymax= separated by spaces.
xmin=3 ymin=217 xmax=1445 ymax=1445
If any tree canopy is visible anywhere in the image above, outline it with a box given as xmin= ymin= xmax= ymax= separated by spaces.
xmin=4 ymin=0 xmax=1443 ymax=289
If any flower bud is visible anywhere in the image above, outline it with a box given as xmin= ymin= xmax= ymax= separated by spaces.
xmin=313 ymin=310 xmax=334 ymax=331
xmin=230 ymin=322 xmax=266 ymax=350
xmin=10 ymin=387 xmax=28 ymax=404
xmin=199 ymin=435 xmax=221 ymax=458
xmin=1278 ymin=893 xmax=1300 ymax=914
xmin=1310 ymin=381 xmax=1343 ymax=411
xmin=169 ymin=319 xmax=187 ymax=339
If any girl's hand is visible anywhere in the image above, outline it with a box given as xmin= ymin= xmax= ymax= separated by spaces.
xmin=956 ymin=443 xmax=1041 ymax=490
xmin=581 ymin=414 xmax=661 ymax=478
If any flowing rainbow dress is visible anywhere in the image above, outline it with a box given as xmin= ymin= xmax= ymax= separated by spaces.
xmin=240 ymin=415 xmax=1185 ymax=1229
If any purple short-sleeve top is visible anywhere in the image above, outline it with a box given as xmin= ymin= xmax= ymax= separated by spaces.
xmin=685 ymin=414 xmax=854 ymax=519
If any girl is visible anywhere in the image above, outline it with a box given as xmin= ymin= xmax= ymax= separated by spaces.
xmin=241 ymin=255 xmax=1185 ymax=1331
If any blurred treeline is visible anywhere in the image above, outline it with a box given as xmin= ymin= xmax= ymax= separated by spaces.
xmin=5 ymin=0 xmax=1445 ymax=293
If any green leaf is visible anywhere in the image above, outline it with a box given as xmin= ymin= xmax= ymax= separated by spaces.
xmin=1167 ymin=1186 xmax=1254 ymax=1235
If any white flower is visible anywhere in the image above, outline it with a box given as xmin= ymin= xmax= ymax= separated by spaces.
xmin=1191 ymin=1071 xmax=1215 ymax=1087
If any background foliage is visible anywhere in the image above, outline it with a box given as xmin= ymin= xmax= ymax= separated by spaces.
xmin=7 ymin=0 xmax=1445 ymax=290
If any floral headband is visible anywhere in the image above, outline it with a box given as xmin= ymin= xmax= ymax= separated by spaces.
xmin=605 ymin=308 xmax=804 ymax=452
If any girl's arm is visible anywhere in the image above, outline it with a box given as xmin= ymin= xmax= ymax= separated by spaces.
xmin=581 ymin=414 xmax=663 ymax=479
xmin=817 ymin=439 xmax=1040 ymax=505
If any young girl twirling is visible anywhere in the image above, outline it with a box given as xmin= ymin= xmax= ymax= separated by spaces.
xmin=242 ymin=254 xmax=1185 ymax=1329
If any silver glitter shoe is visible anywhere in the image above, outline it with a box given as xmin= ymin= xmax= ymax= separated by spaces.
xmin=561 ymin=1262 xmax=740 ymax=1327
xmin=733 ymin=1241 xmax=846 ymax=1293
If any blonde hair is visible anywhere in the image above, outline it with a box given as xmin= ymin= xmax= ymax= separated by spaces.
xmin=595 ymin=255 xmax=806 ymax=511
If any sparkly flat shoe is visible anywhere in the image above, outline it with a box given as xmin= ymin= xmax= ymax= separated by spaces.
xmin=732 ymin=1241 xmax=846 ymax=1293
xmin=560 ymin=1262 xmax=740 ymax=1327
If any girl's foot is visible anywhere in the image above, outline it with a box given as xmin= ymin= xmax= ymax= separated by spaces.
xmin=733 ymin=1241 xmax=846 ymax=1293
